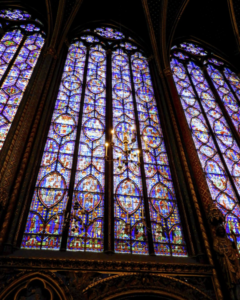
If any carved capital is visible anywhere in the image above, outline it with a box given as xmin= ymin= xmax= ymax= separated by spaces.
xmin=44 ymin=47 xmax=57 ymax=59
xmin=163 ymin=67 xmax=172 ymax=77
xmin=64 ymin=38 xmax=70 ymax=48
xmin=147 ymin=55 xmax=154 ymax=62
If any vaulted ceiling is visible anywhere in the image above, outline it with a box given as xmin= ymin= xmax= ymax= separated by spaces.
xmin=1 ymin=0 xmax=240 ymax=68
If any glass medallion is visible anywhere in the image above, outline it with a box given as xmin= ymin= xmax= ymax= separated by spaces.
xmin=94 ymin=27 xmax=125 ymax=40
xmin=115 ymin=122 xmax=135 ymax=143
xmin=137 ymin=86 xmax=153 ymax=102
xmin=53 ymin=114 xmax=75 ymax=136
xmin=63 ymin=75 xmax=81 ymax=90
xmin=116 ymin=179 xmax=141 ymax=214
xmin=75 ymin=188 xmax=102 ymax=212
xmin=217 ymin=194 xmax=235 ymax=210
xmin=83 ymin=118 xmax=104 ymax=141
xmin=142 ymin=126 xmax=161 ymax=148
xmin=113 ymin=55 xmax=128 ymax=67
xmin=132 ymin=58 xmax=147 ymax=70
xmin=91 ymin=50 xmax=105 ymax=62
xmin=87 ymin=79 xmax=104 ymax=94
xmin=0 ymin=9 xmax=31 ymax=20
xmin=114 ymin=82 xmax=131 ymax=98
xmin=38 ymin=172 xmax=66 ymax=208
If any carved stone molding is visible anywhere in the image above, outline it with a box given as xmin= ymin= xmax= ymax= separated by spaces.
xmin=82 ymin=273 xmax=215 ymax=300
xmin=0 ymin=270 xmax=70 ymax=300
xmin=0 ymin=256 xmax=213 ymax=274
xmin=44 ymin=46 xmax=57 ymax=59
xmin=0 ymin=269 xmax=216 ymax=300
xmin=163 ymin=67 xmax=172 ymax=77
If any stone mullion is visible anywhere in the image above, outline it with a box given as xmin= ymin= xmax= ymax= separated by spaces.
xmin=10 ymin=46 xmax=68 ymax=249
xmin=104 ymin=48 xmax=114 ymax=253
xmin=0 ymin=52 xmax=56 ymax=252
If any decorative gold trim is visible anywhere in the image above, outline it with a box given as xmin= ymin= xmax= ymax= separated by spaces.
xmin=0 ymin=256 xmax=213 ymax=274
xmin=82 ymin=273 xmax=214 ymax=300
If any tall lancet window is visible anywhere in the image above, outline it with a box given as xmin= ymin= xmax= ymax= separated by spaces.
xmin=0 ymin=8 xmax=45 ymax=150
xmin=171 ymin=42 xmax=240 ymax=250
xmin=22 ymin=27 xmax=187 ymax=257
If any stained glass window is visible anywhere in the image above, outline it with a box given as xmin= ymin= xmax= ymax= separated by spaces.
xmin=22 ymin=27 xmax=187 ymax=256
xmin=0 ymin=8 xmax=45 ymax=150
xmin=171 ymin=42 xmax=240 ymax=250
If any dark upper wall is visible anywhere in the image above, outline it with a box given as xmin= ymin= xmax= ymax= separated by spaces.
xmin=172 ymin=0 xmax=240 ymax=69
xmin=1 ymin=0 xmax=240 ymax=68
xmin=69 ymin=0 xmax=151 ymax=51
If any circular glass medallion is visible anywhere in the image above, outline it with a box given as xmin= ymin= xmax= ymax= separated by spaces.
xmin=142 ymin=72 xmax=152 ymax=86
xmin=114 ymin=82 xmax=131 ymax=99
xmin=172 ymin=66 xmax=186 ymax=80
xmin=132 ymin=58 xmax=147 ymax=70
xmin=191 ymin=118 xmax=207 ymax=132
xmin=54 ymin=114 xmax=75 ymax=136
xmin=69 ymin=47 xmax=85 ymax=59
xmin=38 ymin=172 xmax=66 ymax=208
xmin=83 ymin=118 xmax=104 ymax=141
xmin=63 ymin=75 xmax=81 ymax=90
xmin=88 ymin=79 xmax=105 ymax=94
xmin=137 ymin=86 xmax=153 ymax=102
xmin=142 ymin=126 xmax=161 ymax=148
xmin=114 ymin=55 xmax=127 ymax=67
xmin=117 ymin=179 xmax=140 ymax=214
xmin=91 ymin=50 xmax=105 ymax=62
